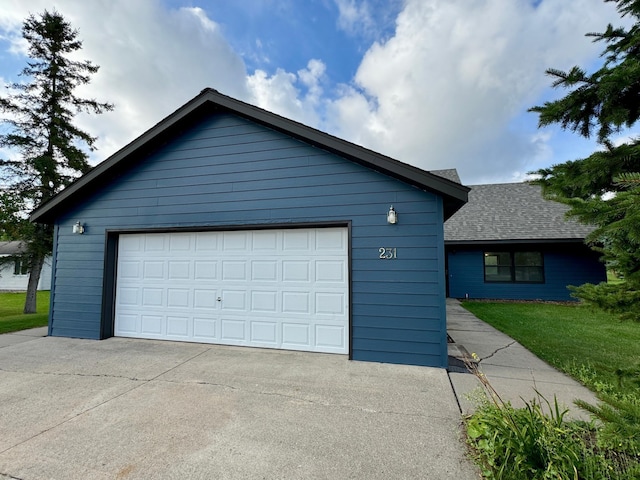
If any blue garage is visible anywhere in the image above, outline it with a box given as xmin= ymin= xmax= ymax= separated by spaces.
xmin=31 ymin=89 xmax=468 ymax=368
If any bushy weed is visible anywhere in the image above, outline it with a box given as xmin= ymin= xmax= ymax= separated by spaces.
xmin=464 ymin=356 xmax=640 ymax=479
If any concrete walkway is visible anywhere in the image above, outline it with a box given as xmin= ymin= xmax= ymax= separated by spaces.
xmin=446 ymin=299 xmax=599 ymax=419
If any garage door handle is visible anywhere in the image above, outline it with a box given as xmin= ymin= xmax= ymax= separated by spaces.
xmin=217 ymin=297 xmax=222 ymax=302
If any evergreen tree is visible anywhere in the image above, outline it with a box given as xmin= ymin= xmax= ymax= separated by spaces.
xmin=0 ymin=10 xmax=113 ymax=313
xmin=530 ymin=0 xmax=640 ymax=320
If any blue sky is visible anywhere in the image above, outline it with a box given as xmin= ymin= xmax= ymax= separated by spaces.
xmin=0 ymin=0 xmax=628 ymax=185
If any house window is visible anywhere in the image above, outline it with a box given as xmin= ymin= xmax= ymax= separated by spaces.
xmin=14 ymin=259 xmax=29 ymax=276
xmin=484 ymin=251 xmax=544 ymax=283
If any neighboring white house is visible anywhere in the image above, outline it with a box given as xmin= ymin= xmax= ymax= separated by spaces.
xmin=0 ymin=241 xmax=52 ymax=291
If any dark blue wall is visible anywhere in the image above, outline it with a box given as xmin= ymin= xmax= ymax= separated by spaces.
xmin=49 ymin=112 xmax=449 ymax=368
xmin=446 ymin=244 xmax=606 ymax=301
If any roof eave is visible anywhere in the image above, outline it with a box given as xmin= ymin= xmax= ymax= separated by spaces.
xmin=444 ymin=238 xmax=589 ymax=245
xmin=31 ymin=88 xmax=469 ymax=223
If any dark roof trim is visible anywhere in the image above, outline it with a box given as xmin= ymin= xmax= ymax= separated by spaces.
xmin=445 ymin=238 xmax=588 ymax=246
xmin=30 ymin=88 xmax=468 ymax=223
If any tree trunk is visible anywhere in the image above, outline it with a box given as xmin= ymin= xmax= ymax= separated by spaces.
xmin=23 ymin=253 xmax=44 ymax=314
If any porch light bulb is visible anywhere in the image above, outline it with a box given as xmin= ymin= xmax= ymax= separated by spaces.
xmin=73 ymin=221 xmax=84 ymax=234
xmin=387 ymin=206 xmax=398 ymax=224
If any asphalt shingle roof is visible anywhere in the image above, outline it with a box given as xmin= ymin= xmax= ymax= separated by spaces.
xmin=444 ymin=182 xmax=595 ymax=243
xmin=0 ymin=241 xmax=25 ymax=255
xmin=430 ymin=169 xmax=461 ymax=184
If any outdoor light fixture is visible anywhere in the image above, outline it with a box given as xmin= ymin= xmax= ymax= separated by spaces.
xmin=72 ymin=221 xmax=85 ymax=235
xmin=387 ymin=205 xmax=398 ymax=224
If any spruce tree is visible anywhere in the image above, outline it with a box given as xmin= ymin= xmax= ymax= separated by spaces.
xmin=0 ymin=10 xmax=113 ymax=313
xmin=530 ymin=0 xmax=640 ymax=320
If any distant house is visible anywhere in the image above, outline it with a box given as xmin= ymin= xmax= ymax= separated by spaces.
xmin=0 ymin=241 xmax=52 ymax=291
xmin=444 ymin=181 xmax=606 ymax=301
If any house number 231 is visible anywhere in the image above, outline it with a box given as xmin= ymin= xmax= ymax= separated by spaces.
xmin=379 ymin=247 xmax=397 ymax=259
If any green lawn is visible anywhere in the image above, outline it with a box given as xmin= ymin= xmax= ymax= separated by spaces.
xmin=461 ymin=301 xmax=640 ymax=396
xmin=0 ymin=291 xmax=50 ymax=334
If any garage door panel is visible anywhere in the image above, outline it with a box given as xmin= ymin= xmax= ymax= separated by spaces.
xmin=193 ymin=317 xmax=217 ymax=339
xmin=316 ymin=324 xmax=345 ymax=350
xmin=251 ymin=260 xmax=277 ymax=281
xmin=283 ymin=230 xmax=310 ymax=250
xmin=195 ymin=232 xmax=219 ymax=251
xmin=167 ymin=289 xmax=190 ymax=308
xmin=117 ymin=314 xmax=137 ymax=334
xmin=315 ymin=292 xmax=345 ymax=315
xmin=167 ymin=316 xmax=189 ymax=337
xmin=223 ymin=231 xmax=248 ymax=250
xmin=115 ymin=228 xmax=348 ymax=354
xmin=118 ymin=261 xmax=140 ymax=279
xmin=194 ymin=261 xmax=217 ymax=279
xmin=221 ymin=319 xmax=246 ymax=341
xmin=194 ymin=289 xmax=218 ymax=309
xmin=222 ymin=261 xmax=247 ymax=280
xmin=144 ymin=235 xmax=165 ymax=251
xmin=141 ymin=315 xmax=163 ymax=335
xmin=316 ymin=260 xmax=345 ymax=282
xmin=282 ymin=322 xmax=310 ymax=347
xmin=168 ymin=261 xmax=190 ymax=279
xmin=316 ymin=228 xmax=346 ymax=250
xmin=142 ymin=288 xmax=163 ymax=307
xmin=250 ymin=321 xmax=278 ymax=344
xmin=251 ymin=291 xmax=278 ymax=312
xmin=143 ymin=261 xmax=164 ymax=279
xmin=252 ymin=230 xmax=278 ymax=250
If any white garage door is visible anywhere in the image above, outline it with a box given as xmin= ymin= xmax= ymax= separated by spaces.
xmin=114 ymin=228 xmax=348 ymax=354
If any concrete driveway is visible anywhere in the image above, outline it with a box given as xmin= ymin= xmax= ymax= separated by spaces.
xmin=0 ymin=330 xmax=479 ymax=479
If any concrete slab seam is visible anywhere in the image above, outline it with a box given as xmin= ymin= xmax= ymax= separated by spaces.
xmin=0 ymin=347 xmax=213 ymax=457
xmin=446 ymin=372 xmax=464 ymax=415
xmin=154 ymin=377 xmax=446 ymax=419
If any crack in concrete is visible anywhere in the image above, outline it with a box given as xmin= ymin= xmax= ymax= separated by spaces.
xmin=0 ymin=472 xmax=25 ymax=480
xmin=0 ymin=367 xmax=146 ymax=382
xmin=480 ymin=341 xmax=516 ymax=362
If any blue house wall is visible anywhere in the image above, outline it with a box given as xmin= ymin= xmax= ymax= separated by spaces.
xmin=50 ymin=112 xmax=449 ymax=368
xmin=446 ymin=244 xmax=606 ymax=301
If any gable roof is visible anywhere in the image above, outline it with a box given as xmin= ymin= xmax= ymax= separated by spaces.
xmin=444 ymin=182 xmax=595 ymax=244
xmin=30 ymin=88 xmax=469 ymax=224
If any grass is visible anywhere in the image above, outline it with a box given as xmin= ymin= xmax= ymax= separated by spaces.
xmin=0 ymin=291 xmax=50 ymax=334
xmin=461 ymin=301 xmax=640 ymax=478
xmin=461 ymin=301 xmax=640 ymax=396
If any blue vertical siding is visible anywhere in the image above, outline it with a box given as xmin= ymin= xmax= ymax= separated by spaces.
xmin=447 ymin=244 xmax=606 ymax=301
xmin=50 ymin=113 xmax=448 ymax=367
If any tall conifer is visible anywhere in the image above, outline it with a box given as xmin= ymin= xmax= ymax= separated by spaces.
xmin=0 ymin=10 xmax=113 ymax=313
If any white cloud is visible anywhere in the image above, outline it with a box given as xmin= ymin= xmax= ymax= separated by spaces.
xmin=0 ymin=0 xmax=250 ymax=162
xmin=335 ymin=0 xmax=375 ymax=36
xmin=0 ymin=0 xmax=628 ymax=186
xmin=327 ymin=0 xmax=624 ymax=183
xmin=247 ymin=59 xmax=326 ymax=128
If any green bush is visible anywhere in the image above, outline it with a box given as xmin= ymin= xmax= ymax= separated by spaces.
xmin=465 ymin=394 xmax=640 ymax=479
